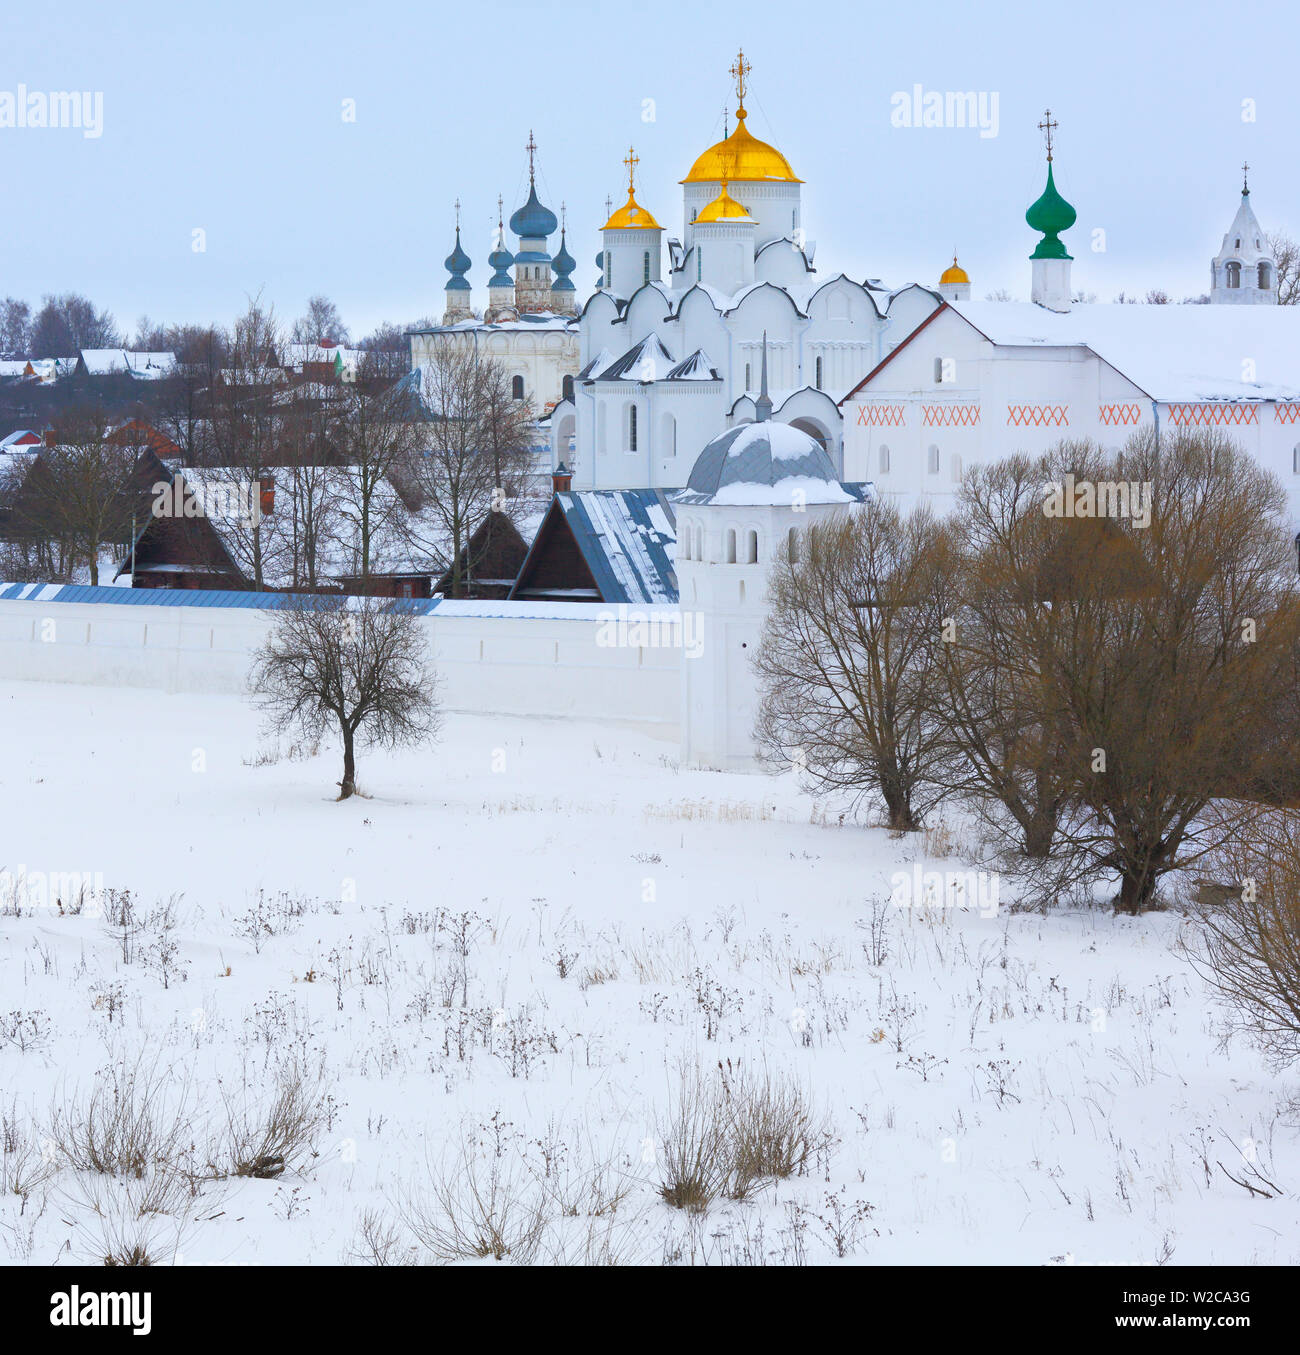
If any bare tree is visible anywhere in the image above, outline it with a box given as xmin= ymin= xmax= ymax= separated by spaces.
xmin=754 ymin=499 xmax=950 ymax=831
xmin=402 ymin=340 xmax=535 ymax=597
xmin=1035 ymin=429 xmax=1300 ymax=912
xmin=207 ymin=296 xmax=286 ymax=588
xmin=1267 ymin=232 xmax=1300 ymax=305
xmin=332 ymin=366 xmax=420 ymax=587
xmin=292 ymin=295 xmax=350 ymax=345
xmin=249 ymin=598 xmax=439 ymax=800
xmin=12 ymin=405 xmax=152 ymax=584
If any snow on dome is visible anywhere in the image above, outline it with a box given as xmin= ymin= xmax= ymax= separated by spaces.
xmin=676 ymin=420 xmax=852 ymax=506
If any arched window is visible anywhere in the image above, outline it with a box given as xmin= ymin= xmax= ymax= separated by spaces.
xmin=927 ymin=444 xmax=940 ymax=474
xmin=1293 ymin=443 xmax=1300 ymax=474
xmin=643 ymin=251 xmax=651 ymax=284
xmin=511 ymin=375 xmax=524 ymax=400
xmin=951 ymin=453 xmax=963 ymax=482
xmin=696 ymin=249 xmax=703 ymax=281
xmin=745 ymin=362 xmax=751 ymax=390
xmin=662 ymin=412 xmax=677 ymax=457
xmin=596 ymin=403 xmax=606 ymax=448
xmin=627 ymin=403 xmax=638 ymax=452
xmin=605 ymin=255 xmax=613 ymax=288
xmin=739 ymin=579 xmax=746 ymax=603
xmin=562 ymin=374 xmax=574 ymax=402
xmin=815 ymin=356 xmax=823 ymax=390
xmin=787 ymin=526 xmax=800 ymax=563
xmin=1259 ymin=262 xmax=1273 ymax=290
xmin=879 ymin=444 xmax=891 ymax=474
xmin=680 ymin=520 xmax=691 ymax=560
xmin=1226 ymin=261 xmax=1241 ymax=289
xmin=745 ymin=529 xmax=758 ymax=564
xmin=726 ymin=528 xmax=737 ymax=563
xmin=694 ymin=524 xmax=703 ymax=560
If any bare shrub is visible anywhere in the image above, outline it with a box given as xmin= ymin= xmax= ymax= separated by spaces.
xmin=1185 ymin=810 xmax=1300 ymax=1068
xmin=49 ymin=1057 xmax=198 ymax=1184
xmin=223 ymin=1060 xmax=326 ymax=1179
xmin=400 ymin=1139 xmax=549 ymax=1264
xmin=347 ymin=1208 xmax=416 ymax=1266
xmin=724 ymin=1067 xmax=833 ymax=1198
xmin=1 ymin=1103 xmax=57 ymax=1202
xmin=656 ymin=1067 xmax=735 ymax=1213
xmin=63 ymin=1170 xmax=194 ymax=1267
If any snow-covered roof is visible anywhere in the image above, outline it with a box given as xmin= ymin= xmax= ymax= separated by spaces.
xmin=676 ymin=419 xmax=854 ymax=506
xmin=409 ymin=314 xmax=578 ymax=336
xmin=594 ymin=334 xmax=676 ymax=383
xmin=511 ymin=489 xmax=679 ymax=605
xmin=948 ymin=301 xmax=1300 ymax=402
xmin=666 ymin=349 xmax=720 ymax=381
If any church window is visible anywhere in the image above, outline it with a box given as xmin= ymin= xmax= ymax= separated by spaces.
xmin=605 ymin=255 xmax=612 ymax=288
xmin=951 ymin=453 xmax=963 ymax=482
xmin=643 ymin=251 xmax=651 ymax=284
xmin=1293 ymin=444 xmax=1300 ymax=474
xmin=815 ymin=356 xmax=823 ymax=390
xmin=681 ymin=521 xmax=691 ymax=560
xmin=627 ymin=403 xmax=638 ymax=451
xmin=663 ymin=412 xmax=677 ymax=457
xmin=927 ymin=444 xmax=940 ymax=474
xmin=596 ymin=403 xmax=606 ymax=447
xmin=1259 ymin=262 xmax=1272 ymax=290
xmin=1226 ymin=261 xmax=1241 ymax=288
xmin=726 ymin=528 xmax=737 ymax=563
xmin=745 ymin=362 xmax=751 ymax=390
xmin=511 ymin=375 xmax=524 ymax=400
xmin=562 ymin=375 xmax=574 ymax=402
xmin=694 ymin=524 xmax=703 ymax=560
xmin=697 ymin=249 xmax=702 ymax=281
xmin=787 ymin=527 xmax=800 ymax=563
xmin=879 ymin=444 xmax=890 ymax=474
xmin=745 ymin=529 xmax=758 ymax=564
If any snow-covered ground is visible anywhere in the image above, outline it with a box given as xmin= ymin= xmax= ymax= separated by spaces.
xmin=0 ymin=679 xmax=1295 ymax=1266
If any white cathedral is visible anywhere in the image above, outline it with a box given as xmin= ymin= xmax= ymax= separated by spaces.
xmin=419 ymin=54 xmax=1298 ymax=770
xmin=549 ymin=52 xmax=941 ymax=485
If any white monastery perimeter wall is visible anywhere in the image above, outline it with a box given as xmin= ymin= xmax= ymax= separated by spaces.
xmin=0 ymin=596 xmax=682 ymax=738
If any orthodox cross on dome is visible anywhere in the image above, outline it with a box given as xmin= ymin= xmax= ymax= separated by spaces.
xmin=1242 ymin=161 xmax=1251 ymax=194
xmin=496 ymin=193 xmax=504 ymax=229
xmin=1037 ymin=108 xmax=1058 ymax=162
xmin=605 ymin=194 xmax=613 ymax=219
xmin=454 ymin=198 xmax=461 ymax=231
xmin=561 ymin=202 xmax=567 ymax=232
xmin=722 ymin=102 xmax=729 ymax=138
xmin=729 ymin=48 xmax=751 ymax=112
xmin=526 ymin=129 xmax=538 ymax=183
xmin=624 ymin=146 xmax=639 ymax=195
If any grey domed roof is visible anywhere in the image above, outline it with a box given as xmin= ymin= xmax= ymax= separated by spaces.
xmin=675 ymin=419 xmax=852 ymax=506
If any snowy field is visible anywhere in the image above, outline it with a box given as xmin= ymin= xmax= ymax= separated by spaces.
xmin=0 ymin=678 xmax=1296 ymax=1267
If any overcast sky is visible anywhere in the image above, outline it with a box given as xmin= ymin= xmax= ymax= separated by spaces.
xmin=2 ymin=0 xmax=1294 ymax=338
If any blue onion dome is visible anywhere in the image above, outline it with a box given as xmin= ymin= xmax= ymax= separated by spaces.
xmin=444 ymin=227 xmax=471 ymax=290
xmin=510 ymin=181 xmax=558 ymax=239
xmin=488 ymin=226 xmax=514 ymax=288
xmin=552 ymin=230 xmax=576 ymax=280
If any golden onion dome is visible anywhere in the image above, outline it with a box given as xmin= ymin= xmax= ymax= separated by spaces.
xmin=602 ymin=189 xmax=662 ymax=231
xmin=682 ymin=109 xmax=801 ymax=185
xmin=695 ymin=183 xmax=753 ymax=223
xmin=940 ymin=255 xmax=970 ymax=285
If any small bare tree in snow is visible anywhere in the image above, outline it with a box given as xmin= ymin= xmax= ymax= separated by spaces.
xmin=249 ymin=598 xmax=439 ymax=799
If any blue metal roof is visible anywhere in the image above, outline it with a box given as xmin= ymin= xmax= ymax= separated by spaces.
xmin=0 ymin=582 xmax=442 ymax=613
xmin=509 ymin=182 xmax=558 ymax=240
xmin=511 ymin=490 xmax=679 ymax=605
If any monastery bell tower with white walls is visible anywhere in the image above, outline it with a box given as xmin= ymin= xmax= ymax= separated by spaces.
xmin=675 ymin=341 xmax=860 ymax=770
xmin=1211 ymin=165 xmax=1277 ymax=304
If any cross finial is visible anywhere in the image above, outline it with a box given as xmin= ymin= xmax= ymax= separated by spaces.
xmin=496 ymin=193 xmax=503 ymax=230
xmin=526 ymin=129 xmax=537 ymax=183
xmin=561 ymin=201 xmax=567 ymax=233
xmin=605 ymin=194 xmax=613 ymax=220
xmin=624 ymin=145 xmax=639 ymax=195
xmin=723 ymin=102 xmax=729 ymax=138
xmin=1242 ymin=161 xmax=1250 ymax=194
xmin=454 ymin=197 xmax=461 ymax=232
xmin=729 ymin=48 xmax=751 ymax=110
xmin=1037 ymin=108 xmax=1058 ymax=161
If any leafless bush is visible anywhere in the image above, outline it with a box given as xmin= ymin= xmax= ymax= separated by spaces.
xmin=399 ymin=1139 xmax=549 ymax=1264
xmin=656 ymin=1067 xmax=735 ymax=1213
xmin=223 ymin=1060 xmax=326 ymax=1179
xmin=724 ymin=1066 xmax=833 ymax=1198
xmin=48 ymin=1057 xmax=199 ymax=1185
xmin=346 ymin=1208 xmax=417 ymax=1266
xmin=62 ymin=1170 xmax=193 ymax=1267
xmin=1 ymin=1103 xmax=57 ymax=1202
xmin=1184 ymin=810 xmax=1300 ymax=1068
